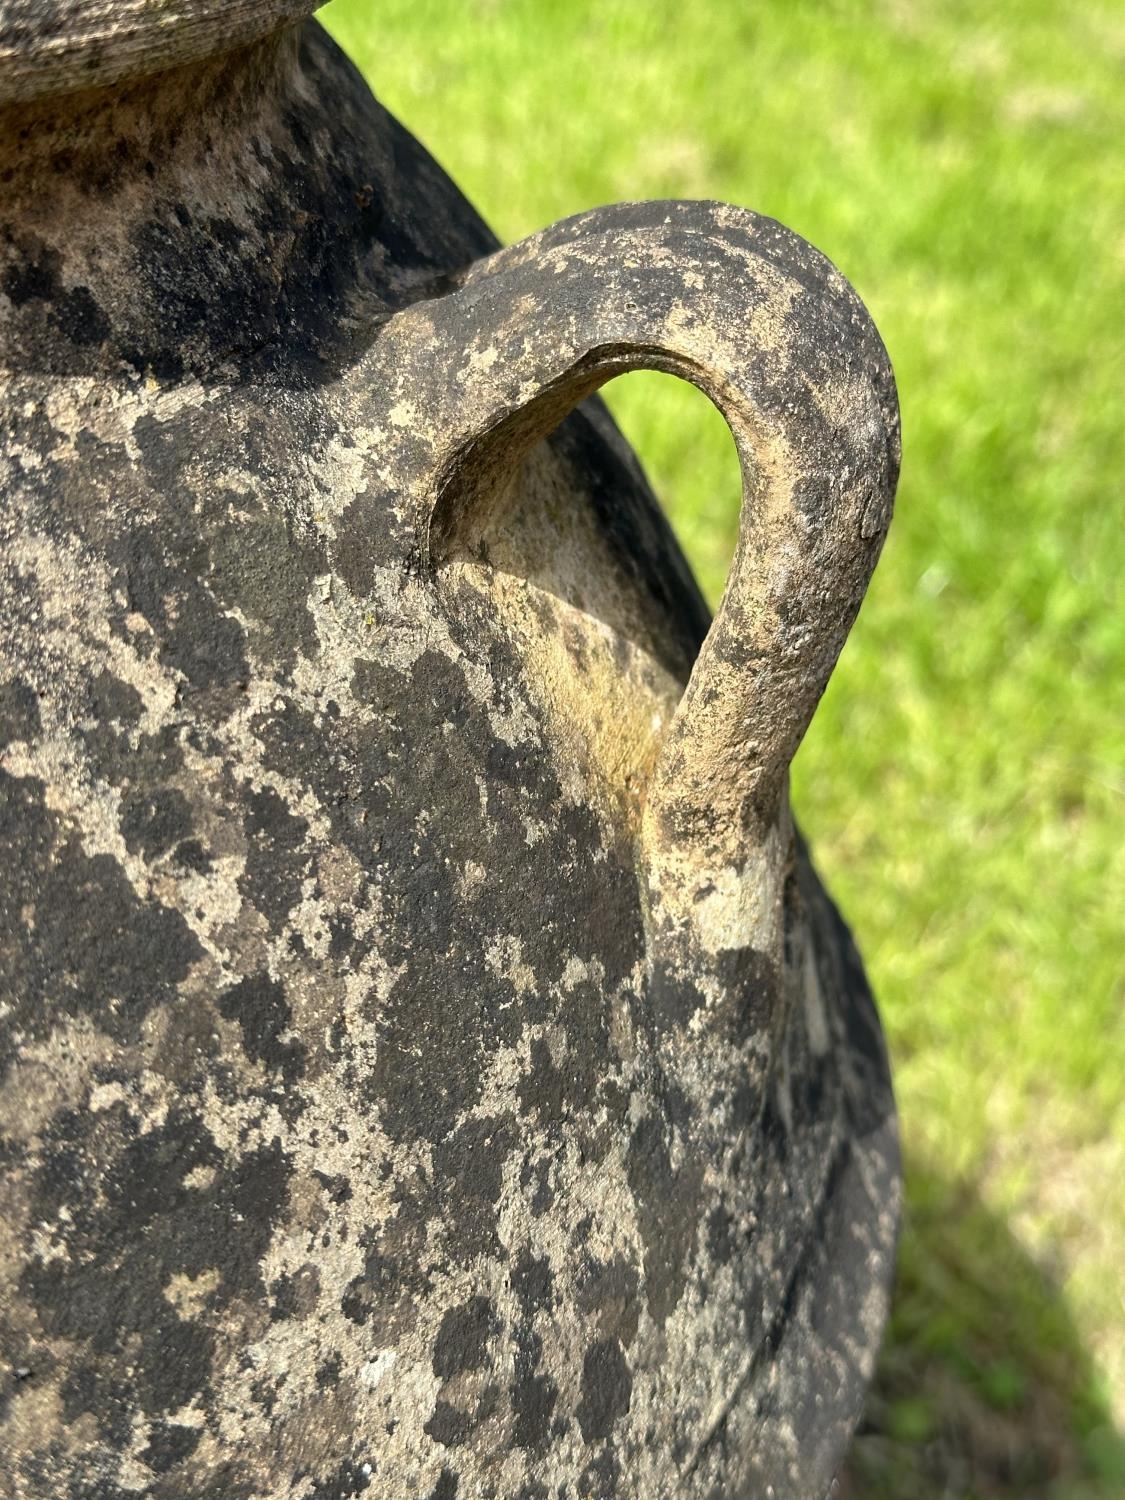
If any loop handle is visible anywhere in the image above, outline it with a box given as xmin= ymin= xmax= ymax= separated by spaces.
xmin=391 ymin=200 xmax=900 ymax=960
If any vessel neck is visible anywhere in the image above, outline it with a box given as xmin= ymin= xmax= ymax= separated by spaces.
xmin=0 ymin=23 xmax=393 ymax=382
xmin=0 ymin=27 xmax=298 ymax=187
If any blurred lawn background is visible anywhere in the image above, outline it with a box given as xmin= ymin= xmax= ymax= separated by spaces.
xmin=322 ymin=1 xmax=1124 ymax=1494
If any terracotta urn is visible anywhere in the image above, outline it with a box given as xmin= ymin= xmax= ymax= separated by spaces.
xmin=0 ymin=3 xmax=902 ymax=1496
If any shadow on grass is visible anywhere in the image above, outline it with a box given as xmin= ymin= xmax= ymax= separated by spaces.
xmin=837 ymin=1156 xmax=1125 ymax=1500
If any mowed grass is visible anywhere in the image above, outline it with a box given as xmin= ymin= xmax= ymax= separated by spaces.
xmin=322 ymin=1 xmax=1125 ymax=1493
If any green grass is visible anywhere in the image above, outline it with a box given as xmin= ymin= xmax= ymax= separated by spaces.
xmin=322 ymin=1 xmax=1125 ymax=1492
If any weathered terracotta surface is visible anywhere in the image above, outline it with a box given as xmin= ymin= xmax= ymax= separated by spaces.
xmin=0 ymin=4 xmax=902 ymax=1497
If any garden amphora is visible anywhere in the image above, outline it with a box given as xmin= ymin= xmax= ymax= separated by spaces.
xmin=0 ymin=3 xmax=902 ymax=1496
